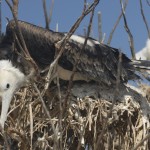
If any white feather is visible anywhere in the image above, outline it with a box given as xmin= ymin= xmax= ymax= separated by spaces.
xmin=0 ymin=60 xmax=25 ymax=80
xmin=0 ymin=60 xmax=25 ymax=128
xmin=136 ymin=39 xmax=150 ymax=60
xmin=68 ymin=34 xmax=100 ymax=47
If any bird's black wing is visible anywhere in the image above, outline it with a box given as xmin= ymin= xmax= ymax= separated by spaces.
xmin=5 ymin=20 xmax=64 ymax=68
xmin=4 ymin=20 xmax=139 ymax=84
xmin=60 ymin=36 xmax=139 ymax=85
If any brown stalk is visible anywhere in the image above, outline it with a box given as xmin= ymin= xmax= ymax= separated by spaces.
xmin=42 ymin=0 xmax=54 ymax=29
xmin=98 ymin=11 xmax=102 ymax=42
xmin=0 ymin=127 xmax=10 ymax=150
xmin=84 ymin=0 xmax=87 ymax=12
xmin=146 ymin=0 xmax=150 ymax=6
xmin=76 ymin=8 xmax=95 ymax=150
xmin=120 ymin=0 xmax=136 ymax=60
xmin=56 ymin=76 xmax=63 ymax=150
xmin=29 ymin=103 xmax=33 ymax=150
xmin=107 ymin=0 xmax=128 ymax=45
xmin=64 ymin=1 xmax=97 ymax=115
xmin=139 ymin=0 xmax=150 ymax=39
xmin=95 ymin=51 xmax=122 ymax=149
xmin=33 ymin=83 xmax=59 ymax=149
xmin=0 ymin=0 xmax=2 ymax=40
xmin=5 ymin=0 xmax=38 ymax=72
xmin=41 ymin=2 xmax=100 ymax=148
xmin=42 ymin=0 xmax=100 ymax=95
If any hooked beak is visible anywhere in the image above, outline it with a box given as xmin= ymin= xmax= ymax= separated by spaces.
xmin=0 ymin=91 xmax=13 ymax=128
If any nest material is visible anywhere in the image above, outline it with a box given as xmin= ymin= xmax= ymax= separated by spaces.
xmin=0 ymin=81 xmax=150 ymax=150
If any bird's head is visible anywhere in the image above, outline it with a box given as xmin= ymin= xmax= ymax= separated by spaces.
xmin=0 ymin=60 xmax=25 ymax=128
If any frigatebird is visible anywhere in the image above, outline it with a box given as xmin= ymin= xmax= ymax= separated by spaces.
xmin=0 ymin=20 xmax=148 ymax=128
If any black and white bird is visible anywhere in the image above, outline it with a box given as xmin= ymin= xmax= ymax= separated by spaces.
xmin=0 ymin=20 xmax=149 ymax=128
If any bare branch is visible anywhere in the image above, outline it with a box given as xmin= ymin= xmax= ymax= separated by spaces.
xmin=12 ymin=0 xmax=19 ymax=17
xmin=33 ymin=83 xmax=59 ymax=149
xmin=95 ymin=51 xmax=122 ymax=149
xmin=42 ymin=0 xmax=100 ymax=95
xmin=5 ymin=0 xmax=38 ymax=74
xmin=83 ymin=26 xmax=87 ymax=36
xmin=49 ymin=0 xmax=54 ymax=26
xmin=66 ymin=7 xmax=95 ymax=103
xmin=0 ymin=126 xmax=11 ymax=150
xmin=55 ymin=23 xmax=58 ymax=32
xmin=120 ymin=0 xmax=136 ymax=60
xmin=56 ymin=76 xmax=63 ymax=150
xmin=74 ymin=8 xmax=95 ymax=150
xmin=42 ymin=0 xmax=49 ymax=29
xmin=107 ymin=0 xmax=128 ymax=45
xmin=29 ymin=103 xmax=33 ymax=150
xmin=2 ymin=1 xmax=150 ymax=149
xmin=139 ymin=0 xmax=150 ymax=39
xmin=98 ymin=11 xmax=102 ymax=42
xmin=101 ymin=32 xmax=106 ymax=43
xmin=42 ymin=0 xmax=54 ymax=29
xmin=0 ymin=0 xmax=2 ymax=40
xmin=146 ymin=0 xmax=150 ymax=6
xmin=84 ymin=0 xmax=87 ymax=11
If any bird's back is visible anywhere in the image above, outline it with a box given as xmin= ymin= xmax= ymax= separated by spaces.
xmin=1 ymin=20 xmax=140 ymax=85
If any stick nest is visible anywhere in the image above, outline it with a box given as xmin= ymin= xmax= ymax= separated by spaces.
xmin=0 ymin=81 xmax=150 ymax=150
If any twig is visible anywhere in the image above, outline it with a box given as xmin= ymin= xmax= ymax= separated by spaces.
xmin=146 ymin=0 xmax=150 ymax=6
xmin=76 ymin=8 xmax=95 ymax=150
xmin=95 ymin=51 xmax=122 ymax=149
xmin=101 ymin=32 xmax=106 ymax=43
xmin=98 ymin=11 xmax=102 ymax=42
xmin=41 ymin=3 xmax=100 ymax=148
xmin=82 ymin=0 xmax=88 ymax=37
xmin=56 ymin=23 xmax=58 ymax=32
xmin=13 ymin=33 xmax=27 ymax=57
xmin=49 ymin=0 xmax=54 ymax=26
xmin=83 ymin=26 xmax=87 ymax=36
xmin=42 ymin=0 xmax=54 ymax=29
xmin=120 ymin=0 xmax=136 ymax=60
xmin=64 ymin=1 xmax=96 ymax=113
xmin=33 ymin=83 xmax=59 ymax=149
xmin=42 ymin=0 xmax=49 ymax=29
xmin=132 ymin=133 xmax=150 ymax=150
xmin=84 ymin=0 xmax=87 ymax=11
xmin=12 ymin=0 xmax=19 ymax=17
xmin=107 ymin=0 xmax=128 ymax=45
xmin=112 ymin=51 xmax=122 ymax=106
xmin=0 ymin=126 xmax=10 ymax=150
xmin=29 ymin=103 xmax=33 ymax=150
xmin=5 ymin=0 xmax=38 ymax=71
xmin=139 ymin=0 xmax=150 ymax=39
xmin=56 ymin=76 xmax=63 ymax=150
xmin=0 ymin=0 xmax=2 ymax=40
xmin=42 ymin=0 xmax=100 ymax=95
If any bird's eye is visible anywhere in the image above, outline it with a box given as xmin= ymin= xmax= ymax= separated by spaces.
xmin=6 ymin=83 xmax=10 ymax=89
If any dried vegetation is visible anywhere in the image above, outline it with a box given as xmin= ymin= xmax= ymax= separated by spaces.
xmin=0 ymin=0 xmax=150 ymax=150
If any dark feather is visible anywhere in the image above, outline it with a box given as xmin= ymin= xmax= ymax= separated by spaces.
xmin=0 ymin=20 xmax=140 ymax=85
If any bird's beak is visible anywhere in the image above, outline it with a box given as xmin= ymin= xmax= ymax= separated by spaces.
xmin=0 ymin=91 xmax=13 ymax=129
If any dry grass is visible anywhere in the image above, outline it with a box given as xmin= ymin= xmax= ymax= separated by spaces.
xmin=0 ymin=81 xmax=149 ymax=150
xmin=1 ymin=1 xmax=150 ymax=149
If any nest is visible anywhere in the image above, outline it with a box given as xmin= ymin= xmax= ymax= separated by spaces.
xmin=0 ymin=81 xmax=150 ymax=150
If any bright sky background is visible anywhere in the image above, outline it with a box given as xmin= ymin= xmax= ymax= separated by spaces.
xmin=1 ymin=0 xmax=150 ymax=58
